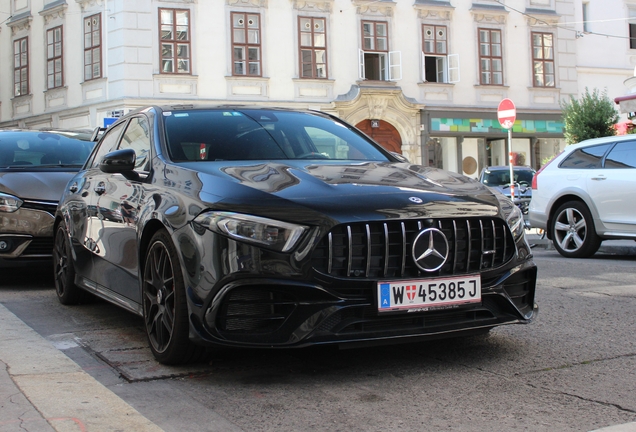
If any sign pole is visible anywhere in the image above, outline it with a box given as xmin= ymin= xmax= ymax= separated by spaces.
xmin=508 ymin=128 xmax=514 ymax=202
xmin=497 ymin=98 xmax=517 ymax=203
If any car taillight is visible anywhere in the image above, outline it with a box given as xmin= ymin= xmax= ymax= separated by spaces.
xmin=532 ymin=151 xmax=562 ymax=190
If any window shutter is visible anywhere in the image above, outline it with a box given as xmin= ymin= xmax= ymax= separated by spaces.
xmin=421 ymin=51 xmax=426 ymax=82
xmin=448 ymin=53 xmax=460 ymax=83
xmin=389 ymin=51 xmax=402 ymax=81
xmin=359 ymin=49 xmax=366 ymax=80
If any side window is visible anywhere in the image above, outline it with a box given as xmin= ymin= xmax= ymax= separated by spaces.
xmin=559 ymin=143 xmax=612 ymax=169
xmin=118 ymin=117 xmax=152 ymax=171
xmin=89 ymin=122 xmax=126 ymax=168
xmin=604 ymin=141 xmax=636 ymax=168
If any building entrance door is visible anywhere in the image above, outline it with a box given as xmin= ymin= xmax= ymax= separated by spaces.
xmin=355 ymin=120 xmax=402 ymax=154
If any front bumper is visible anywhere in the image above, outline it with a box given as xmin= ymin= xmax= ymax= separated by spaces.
xmin=0 ymin=207 xmax=55 ymax=260
xmin=179 ymin=219 xmax=537 ymax=349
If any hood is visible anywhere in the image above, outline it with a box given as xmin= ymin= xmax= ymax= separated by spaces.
xmin=177 ymin=161 xmax=502 ymax=223
xmin=0 ymin=171 xmax=75 ymax=202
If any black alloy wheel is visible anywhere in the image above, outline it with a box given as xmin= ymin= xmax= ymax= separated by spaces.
xmin=551 ymin=200 xmax=601 ymax=258
xmin=53 ymin=222 xmax=83 ymax=305
xmin=142 ymin=230 xmax=204 ymax=365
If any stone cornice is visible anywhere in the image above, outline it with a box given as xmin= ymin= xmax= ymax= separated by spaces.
xmin=292 ymin=0 xmax=333 ymax=13
xmin=227 ymin=0 xmax=268 ymax=8
xmin=6 ymin=12 xmax=32 ymax=34
xmin=352 ymin=0 xmax=396 ymax=17
xmin=470 ymin=3 xmax=508 ymax=24
xmin=40 ymin=0 xmax=68 ymax=24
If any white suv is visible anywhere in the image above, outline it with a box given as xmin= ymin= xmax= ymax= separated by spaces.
xmin=529 ymin=134 xmax=636 ymax=258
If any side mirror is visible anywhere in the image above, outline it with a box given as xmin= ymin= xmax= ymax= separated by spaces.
xmin=99 ymin=148 xmax=136 ymax=174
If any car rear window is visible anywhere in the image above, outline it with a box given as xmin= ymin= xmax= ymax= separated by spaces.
xmin=0 ymin=131 xmax=94 ymax=168
xmin=482 ymin=169 xmax=534 ymax=186
xmin=559 ymin=143 xmax=612 ymax=169
xmin=163 ymin=109 xmax=391 ymax=162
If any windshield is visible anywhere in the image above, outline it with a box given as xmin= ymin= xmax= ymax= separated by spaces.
xmin=0 ymin=131 xmax=94 ymax=168
xmin=482 ymin=168 xmax=534 ymax=186
xmin=163 ymin=109 xmax=391 ymax=162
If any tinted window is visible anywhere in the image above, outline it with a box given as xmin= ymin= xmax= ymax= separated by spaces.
xmin=0 ymin=131 xmax=94 ymax=168
xmin=163 ymin=109 xmax=390 ymax=162
xmin=482 ymin=169 xmax=534 ymax=186
xmin=89 ymin=122 xmax=126 ymax=168
xmin=118 ymin=117 xmax=151 ymax=171
xmin=559 ymin=143 xmax=612 ymax=169
xmin=604 ymin=141 xmax=636 ymax=169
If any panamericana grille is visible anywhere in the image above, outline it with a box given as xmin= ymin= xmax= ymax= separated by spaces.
xmin=311 ymin=218 xmax=515 ymax=279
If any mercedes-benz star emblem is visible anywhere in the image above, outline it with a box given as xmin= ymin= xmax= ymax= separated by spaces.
xmin=412 ymin=228 xmax=449 ymax=272
xmin=409 ymin=197 xmax=423 ymax=204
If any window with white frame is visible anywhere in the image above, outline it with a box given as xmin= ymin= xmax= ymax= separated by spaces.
xmin=14 ymin=37 xmax=29 ymax=96
xmin=478 ymin=28 xmax=503 ymax=85
xmin=299 ymin=16 xmax=328 ymax=79
xmin=422 ymin=24 xmax=459 ymax=83
xmin=232 ymin=12 xmax=262 ymax=76
xmin=359 ymin=20 xmax=401 ymax=81
xmin=531 ymin=32 xmax=554 ymax=87
xmin=46 ymin=26 xmax=63 ymax=89
xmin=629 ymin=8 xmax=636 ymax=49
xmin=159 ymin=8 xmax=191 ymax=74
xmin=84 ymin=13 xmax=102 ymax=80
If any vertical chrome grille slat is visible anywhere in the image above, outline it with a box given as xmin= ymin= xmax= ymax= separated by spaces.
xmin=479 ymin=219 xmax=485 ymax=269
xmin=401 ymin=222 xmax=406 ymax=277
xmin=466 ymin=220 xmax=472 ymax=272
xmin=452 ymin=220 xmax=458 ymax=273
xmin=491 ymin=220 xmax=497 ymax=267
xmin=347 ymin=225 xmax=352 ymax=277
xmin=365 ymin=224 xmax=371 ymax=278
xmin=327 ymin=232 xmax=333 ymax=274
xmin=383 ymin=223 xmax=389 ymax=277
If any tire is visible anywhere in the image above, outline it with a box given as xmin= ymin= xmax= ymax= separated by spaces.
xmin=142 ymin=230 xmax=204 ymax=365
xmin=53 ymin=222 xmax=84 ymax=305
xmin=550 ymin=201 xmax=601 ymax=258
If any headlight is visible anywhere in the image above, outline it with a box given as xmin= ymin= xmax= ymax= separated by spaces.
xmin=0 ymin=193 xmax=23 ymax=213
xmin=193 ymin=211 xmax=308 ymax=252
xmin=495 ymin=194 xmax=524 ymax=241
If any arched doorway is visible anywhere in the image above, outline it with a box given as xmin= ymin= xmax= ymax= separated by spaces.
xmin=356 ymin=119 xmax=402 ymax=154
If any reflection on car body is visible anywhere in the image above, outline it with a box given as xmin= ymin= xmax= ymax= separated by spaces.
xmin=54 ymin=105 xmax=538 ymax=364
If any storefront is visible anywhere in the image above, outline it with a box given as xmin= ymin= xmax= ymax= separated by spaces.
xmin=422 ymin=110 xmax=566 ymax=178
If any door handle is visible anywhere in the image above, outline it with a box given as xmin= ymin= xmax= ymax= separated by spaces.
xmin=94 ymin=182 xmax=106 ymax=195
xmin=590 ymin=175 xmax=606 ymax=181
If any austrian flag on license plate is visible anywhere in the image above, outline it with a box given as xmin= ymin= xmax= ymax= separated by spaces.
xmin=378 ymin=275 xmax=481 ymax=313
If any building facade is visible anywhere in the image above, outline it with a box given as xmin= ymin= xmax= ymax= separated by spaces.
xmin=0 ymin=0 xmax=634 ymax=177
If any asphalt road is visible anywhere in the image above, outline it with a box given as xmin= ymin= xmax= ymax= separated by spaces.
xmin=1 ymin=242 xmax=636 ymax=431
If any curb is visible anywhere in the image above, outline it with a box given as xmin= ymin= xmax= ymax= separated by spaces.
xmin=0 ymin=303 xmax=162 ymax=431
xmin=529 ymin=238 xmax=636 ymax=256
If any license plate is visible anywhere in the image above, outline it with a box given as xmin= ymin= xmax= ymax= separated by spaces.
xmin=377 ymin=275 xmax=481 ymax=313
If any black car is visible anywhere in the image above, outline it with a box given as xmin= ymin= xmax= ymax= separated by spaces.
xmin=478 ymin=165 xmax=535 ymax=223
xmin=0 ymin=129 xmax=95 ymax=267
xmin=54 ymin=106 xmax=537 ymax=364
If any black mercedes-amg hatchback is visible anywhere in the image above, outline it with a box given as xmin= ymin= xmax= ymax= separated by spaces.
xmin=54 ymin=105 xmax=537 ymax=364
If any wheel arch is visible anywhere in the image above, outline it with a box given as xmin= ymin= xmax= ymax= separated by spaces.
xmin=139 ymin=219 xmax=168 ymax=275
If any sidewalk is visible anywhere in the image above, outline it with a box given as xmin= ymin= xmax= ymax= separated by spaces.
xmin=0 ymin=303 xmax=161 ymax=432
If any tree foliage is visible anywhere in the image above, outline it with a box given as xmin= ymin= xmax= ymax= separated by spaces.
xmin=561 ymin=88 xmax=619 ymax=144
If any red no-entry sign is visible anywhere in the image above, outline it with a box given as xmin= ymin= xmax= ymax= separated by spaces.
xmin=497 ymin=98 xmax=516 ymax=129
